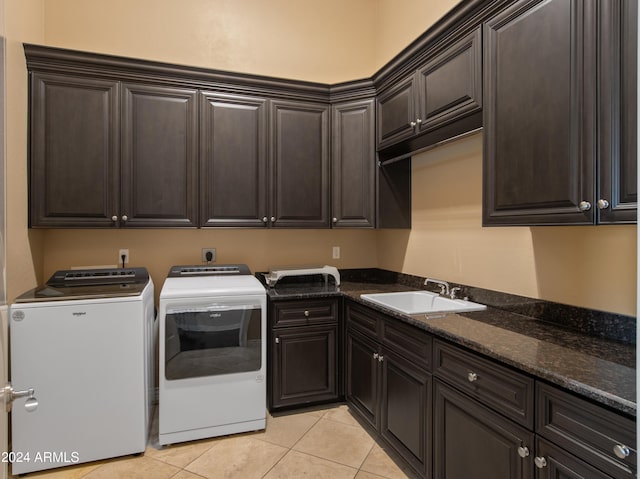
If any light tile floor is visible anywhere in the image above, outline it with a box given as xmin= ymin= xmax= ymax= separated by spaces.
xmin=10 ymin=404 xmax=417 ymax=479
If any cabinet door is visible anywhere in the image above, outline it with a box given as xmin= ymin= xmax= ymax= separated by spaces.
xmin=598 ymin=0 xmax=637 ymax=224
xmin=271 ymin=325 xmax=338 ymax=409
xmin=270 ymin=100 xmax=330 ymax=228
xmin=483 ymin=0 xmax=596 ymax=225
xmin=332 ymin=99 xmax=375 ymax=228
xmin=535 ymin=437 xmax=616 ymax=479
xmin=346 ymin=329 xmax=379 ymax=429
xmin=200 ymin=92 xmax=268 ymax=227
xmin=30 ymin=73 xmax=119 ymax=227
xmin=376 ymin=75 xmax=417 ymax=150
xmin=434 ymin=380 xmax=534 ymax=479
xmin=380 ymin=350 xmax=431 ymax=477
xmin=121 ymin=84 xmax=198 ymax=227
xmin=417 ymin=27 xmax=482 ymax=133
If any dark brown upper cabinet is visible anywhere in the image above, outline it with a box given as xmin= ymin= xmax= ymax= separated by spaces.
xmin=331 ymin=99 xmax=376 ymax=228
xmin=376 ymin=27 xmax=483 ymax=162
xmin=270 ymin=100 xmax=330 ymax=228
xmin=121 ymin=83 xmax=198 ymax=227
xmin=200 ymin=92 xmax=268 ymax=227
xmin=483 ymin=0 xmax=637 ymax=226
xmin=30 ymin=72 xmax=120 ymax=227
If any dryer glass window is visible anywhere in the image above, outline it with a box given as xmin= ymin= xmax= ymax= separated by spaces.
xmin=165 ymin=304 xmax=262 ymax=380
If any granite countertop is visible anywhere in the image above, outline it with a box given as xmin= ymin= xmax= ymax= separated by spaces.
xmin=265 ymin=280 xmax=636 ymax=417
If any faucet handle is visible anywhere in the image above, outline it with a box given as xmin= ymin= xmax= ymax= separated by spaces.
xmin=450 ymin=287 xmax=462 ymax=299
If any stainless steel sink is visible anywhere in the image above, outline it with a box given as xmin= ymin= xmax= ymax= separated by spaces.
xmin=360 ymin=291 xmax=486 ymax=315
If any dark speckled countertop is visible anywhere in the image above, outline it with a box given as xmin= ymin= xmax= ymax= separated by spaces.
xmin=264 ymin=278 xmax=636 ymax=417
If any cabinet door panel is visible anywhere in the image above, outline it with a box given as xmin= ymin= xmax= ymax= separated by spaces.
xmin=122 ymin=84 xmax=198 ymax=227
xmin=332 ymin=99 xmax=375 ymax=228
xmin=346 ymin=330 xmax=379 ymax=429
xmin=434 ymin=380 xmax=534 ymax=479
xmin=271 ymin=325 xmax=338 ymax=409
xmin=483 ymin=0 xmax=596 ymax=225
xmin=535 ymin=437 xmax=616 ymax=479
xmin=270 ymin=100 xmax=330 ymax=228
xmin=376 ymin=75 xmax=416 ymax=149
xmin=598 ymin=0 xmax=637 ymax=224
xmin=418 ymin=27 xmax=482 ymax=133
xmin=200 ymin=93 xmax=268 ymax=227
xmin=381 ymin=351 xmax=431 ymax=477
xmin=30 ymin=73 xmax=119 ymax=227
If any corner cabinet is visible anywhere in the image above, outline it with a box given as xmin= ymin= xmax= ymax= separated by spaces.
xmin=483 ymin=0 xmax=637 ymax=225
xmin=331 ymin=99 xmax=376 ymax=228
xmin=269 ymin=100 xmax=330 ymax=228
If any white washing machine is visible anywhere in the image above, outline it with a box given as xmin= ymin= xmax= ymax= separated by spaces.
xmin=159 ymin=264 xmax=266 ymax=446
xmin=9 ymin=268 xmax=155 ymax=475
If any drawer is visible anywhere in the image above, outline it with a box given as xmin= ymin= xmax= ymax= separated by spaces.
xmin=536 ymin=382 xmax=636 ymax=479
xmin=433 ymin=339 xmax=534 ymax=428
xmin=382 ymin=318 xmax=432 ymax=371
xmin=272 ymin=299 xmax=338 ymax=328
xmin=345 ymin=301 xmax=381 ymax=339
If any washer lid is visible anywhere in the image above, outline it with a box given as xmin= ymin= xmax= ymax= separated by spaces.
xmin=160 ymin=274 xmax=265 ymax=299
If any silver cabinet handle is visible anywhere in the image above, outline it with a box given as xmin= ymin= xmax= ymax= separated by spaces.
xmin=111 ymin=215 xmax=118 ymax=222
xmin=410 ymin=121 xmax=417 ymax=127
xmin=121 ymin=215 xmax=128 ymax=221
xmin=613 ymin=444 xmax=631 ymax=459
xmin=416 ymin=118 xmax=422 ymax=124
xmin=534 ymin=456 xmax=547 ymax=469
xmin=275 ymin=337 xmax=279 ymax=344
xmin=468 ymin=372 xmax=478 ymax=382
xmin=304 ymin=310 xmax=310 ymax=317
xmin=373 ymin=352 xmax=379 ymax=359
xmin=271 ymin=216 xmax=276 ymax=222
xmin=262 ymin=216 xmax=268 ymax=223
xmin=378 ymin=355 xmax=384 ymax=362
xmin=332 ymin=217 xmax=338 ymax=223
xmin=517 ymin=446 xmax=530 ymax=458
xmin=579 ymin=201 xmax=592 ymax=211
xmin=597 ymin=199 xmax=610 ymax=210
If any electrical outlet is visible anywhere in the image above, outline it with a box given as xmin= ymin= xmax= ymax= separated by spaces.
xmin=202 ymin=248 xmax=216 ymax=263
xmin=332 ymin=246 xmax=341 ymax=259
xmin=119 ymin=249 xmax=129 ymax=265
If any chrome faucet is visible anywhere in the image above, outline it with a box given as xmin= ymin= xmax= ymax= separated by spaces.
xmin=424 ymin=278 xmax=449 ymax=297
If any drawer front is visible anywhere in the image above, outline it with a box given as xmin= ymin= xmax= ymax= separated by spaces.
xmin=536 ymin=382 xmax=636 ymax=479
xmin=433 ymin=340 xmax=534 ymax=428
xmin=345 ymin=301 xmax=381 ymax=339
xmin=272 ymin=299 xmax=338 ymax=328
xmin=382 ymin=318 xmax=432 ymax=371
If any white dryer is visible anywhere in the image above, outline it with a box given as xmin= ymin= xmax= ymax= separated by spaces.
xmin=159 ymin=265 xmax=266 ymax=446
xmin=9 ymin=268 xmax=155 ymax=475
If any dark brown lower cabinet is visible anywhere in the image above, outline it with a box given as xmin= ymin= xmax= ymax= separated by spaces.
xmin=535 ymin=437 xmax=614 ymax=479
xmin=433 ymin=380 xmax=534 ymax=479
xmin=270 ymin=325 xmax=338 ymax=409
xmin=346 ymin=323 xmax=431 ymax=478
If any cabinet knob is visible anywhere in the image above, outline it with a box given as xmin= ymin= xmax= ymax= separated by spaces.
xmin=271 ymin=216 xmax=276 ymax=222
xmin=262 ymin=216 xmax=268 ymax=223
xmin=410 ymin=121 xmax=417 ymax=127
xmin=534 ymin=457 xmax=547 ymax=469
xmin=578 ymin=201 xmax=592 ymax=212
xmin=517 ymin=446 xmax=530 ymax=458
xmin=613 ymin=444 xmax=631 ymax=459
xmin=416 ymin=118 xmax=422 ymax=124
xmin=378 ymin=355 xmax=384 ymax=362
xmin=467 ymin=372 xmax=478 ymax=382
xmin=597 ymin=199 xmax=610 ymax=210
xmin=332 ymin=217 xmax=338 ymax=223
xmin=111 ymin=215 xmax=118 ymax=222
xmin=373 ymin=352 xmax=379 ymax=360
xmin=304 ymin=310 xmax=310 ymax=317
xmin=275 ymin=337 xmax=279 ymax=344
xmin=121 ymin=215 xmax=128 ymax=222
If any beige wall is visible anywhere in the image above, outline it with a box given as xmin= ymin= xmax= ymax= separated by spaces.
xmin=377 ymin=133 xmax=637 ymax=316
xmin=6 ymin=0 xmax=45 ymax=301
xmin=5 ymin=0 xmax=636 ymax=317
